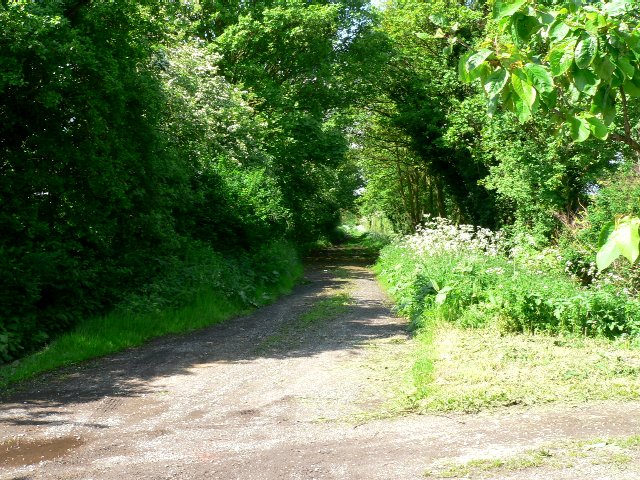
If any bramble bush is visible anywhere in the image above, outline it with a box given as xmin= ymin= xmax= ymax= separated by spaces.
xmin=376 ymin=217 xmax=640 ymax=338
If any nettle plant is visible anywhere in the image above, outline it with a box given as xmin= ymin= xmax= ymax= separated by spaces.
xmin=454 ymin=0 xmax=640 ymax=271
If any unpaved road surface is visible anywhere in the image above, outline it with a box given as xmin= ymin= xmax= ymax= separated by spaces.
xmin=2 ymin=249 xmax=640 ymax=479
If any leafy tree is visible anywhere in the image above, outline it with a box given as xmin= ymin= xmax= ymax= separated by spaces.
xmin=0 ymin=1 xmax=182 ymax=359
xmin=157 ymin=41 xmax=291 ymax=249
xmin=455 ymin=0 xmax=640 ymax=267
xmin=354 ymin=0 xmax=503 ymax=230
xmin=445 ymin=95 xmax=618 ymax=238
xmin=215 ymin=1 xmax=366 ymax=240
xmin=460 ymin=0 xmax=640 ymax=150
xmin=0 ymin=0 xmax=381 ymax=361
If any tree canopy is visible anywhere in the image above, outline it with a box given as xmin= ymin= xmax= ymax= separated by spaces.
xmin=3 ymin=0 xmax=640 ymax=361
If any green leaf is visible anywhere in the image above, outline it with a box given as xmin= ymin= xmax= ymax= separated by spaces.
xmin=511 ymin=13 xmax=541 ymax=47
xmin=629 ymin=31 xmax=640 ymax=55
xmin=611 ymin=217 xmax=640 ymax=263
xmin=575 ymin=31 xmax=598 ymax=69
xmin=458 ymin=51 xmax=472 ymax=82
xmin=524 ymin=63 xmax=554 ymax=93
xmin=624 ymin=77 xmax=640 ymax=97
xmin=549 ymin=37 xmax=577 ymax=76
xmin=596 ymin=237 xmax=622 ymax=271
xmin=540 ymin=88 xmax=557 ymax=109
xmin=602 ymin=0 xmax=630 ymax=17
xmin=597 ymin=217 xmax=640 ymax=270
xmin=435 ymin=286 xmax=453 ymax=306
xmin=465 ymin=49 xmax=493 ymax=74
xmin=513 ymin=96 xmax=532 ymax=123
xmin=573 ymin=68 xmax=599 ymax=95
xmin=591 ymin=85 xmax=616 ymax=124
xmin=594 ymin=56 xmax=615 ymax=81
xmin=598 ymin=221 xmax=615 ymax=248
xmin=613 ymin=220 xmax=640 ymax=263
xmin=568 ymin=116 xmax=590 ymax=142
xmin=511 ymin=68 xmax=536 ymax=108
xmin=615 ymin=56 xmax=635 ymax=79
xmin=539 ymin=11 xmax=555 ymax=26
xmin=484 ymin=68 xmax=510 ymax=98
xmin=585 ymin=11 xmax=607 ymax=32
xmin=493 ymin=0 xmax=527 ymax=20
xmin=548 ymin=19 xmax=571 ymax=42
xmin=429 ymin=14 xmax=446 ymax=27
xmin=586 ymin=116 xmax=609 ymax=140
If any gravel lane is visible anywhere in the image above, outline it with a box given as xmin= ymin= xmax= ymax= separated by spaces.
xmin=2 ymin=250 xmax=640 ymax=479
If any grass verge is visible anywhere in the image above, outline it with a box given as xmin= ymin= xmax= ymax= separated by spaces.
xmin=0 ymin=264 xmax=302 ymax=391
xmin=348 ymin=333 xmax=418 ymax=422
xmin=425 ymin=435 xmax=640 ymax=478
xmin=410 ymin=324 xmax=640 ymax=413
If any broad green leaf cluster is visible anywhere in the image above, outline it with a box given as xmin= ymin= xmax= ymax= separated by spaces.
xmin=462 ymin=0 xmax=640 ymax=147
xmin=596 ymin=215 xmax=640 ymax=270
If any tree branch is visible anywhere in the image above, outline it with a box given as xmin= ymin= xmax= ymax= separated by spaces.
xmin=610 ymin=133 xmax=640 ymax=154
xmin=620 ymin=85 xmax=632 ymax=139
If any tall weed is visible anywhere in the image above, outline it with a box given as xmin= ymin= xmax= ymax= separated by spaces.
xmin=376 ymin=217 xmax=640 ymax=338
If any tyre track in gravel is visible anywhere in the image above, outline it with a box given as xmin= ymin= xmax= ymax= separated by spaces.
xmin=2 ymin=248 xmax=640 ymax=480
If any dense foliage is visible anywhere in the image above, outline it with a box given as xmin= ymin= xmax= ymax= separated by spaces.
xmin=376 ymin=217 xmax=640 ymax=338
xmin=362 ymin=0 xmax=640 ymax=343
xmin=0 ymin=0 xmax=372 ymax=362
xmin=4 ymin=0 xmax=640 ymax=364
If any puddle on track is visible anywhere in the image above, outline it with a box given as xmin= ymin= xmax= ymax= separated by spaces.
xmin=1 ymin=436 xmax=85 ymax=467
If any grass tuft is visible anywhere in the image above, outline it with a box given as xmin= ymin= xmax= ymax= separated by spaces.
xmin=257 ymin=291 xmax=353 ymax=352
xmin=298 ymin=293 xmax=353 ymax=327
xmin=425 ymin=435 xmax=640 ymax=478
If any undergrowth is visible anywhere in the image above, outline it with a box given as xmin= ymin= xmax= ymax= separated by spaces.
xmin=376 ymin=217 xmax=640 ymax=338
xmin=0 ymin=241 xmax=302 ymax=389
xmin=375 ymin=217 xmax=640 ymax=412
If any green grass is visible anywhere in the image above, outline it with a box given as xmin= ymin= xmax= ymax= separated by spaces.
xmin=373 ymin=242 xmax=640 ymax=412
xmin=427 ymin=450 xmax=552 ymax=478
xmin=298 ymin=293 xmax=353 ymax=326
xmin=410 ymin=324 xmax=640 ymax=413
xmin=257 ymin=291 xmax=353 ymax=352
xmin=0 ymin=266 xmax=302 ymax=391
xmin=348 ymin=334 xmax=418 ymax=423
xmin=425 ymin=435 xmax=640 ymax=478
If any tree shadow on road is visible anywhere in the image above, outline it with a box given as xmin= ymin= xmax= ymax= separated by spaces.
xmin=0 ymin=247 xmax=406 ymax=425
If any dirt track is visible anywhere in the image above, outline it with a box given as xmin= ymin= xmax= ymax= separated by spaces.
xmin=2 ymin=250 xmax=640 ymax=479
